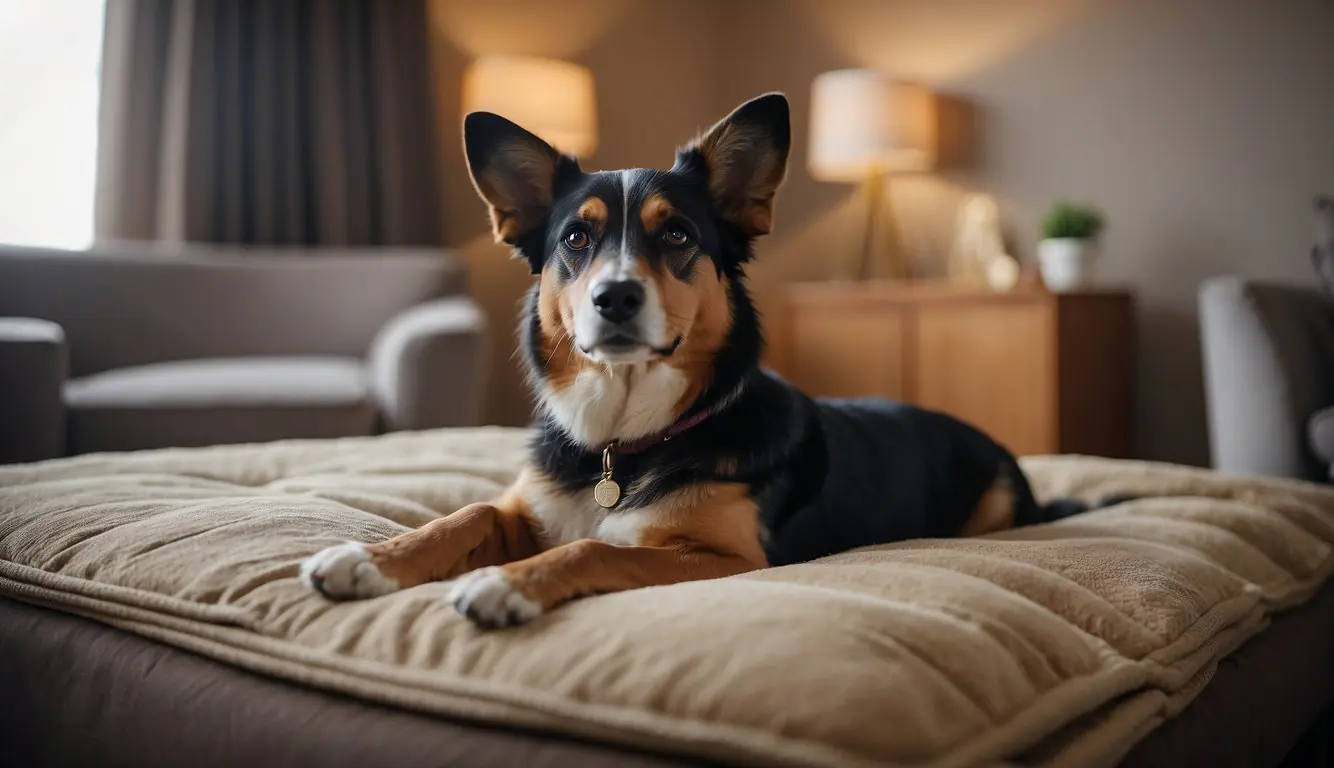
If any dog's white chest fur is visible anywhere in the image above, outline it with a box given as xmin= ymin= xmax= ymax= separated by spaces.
xmin=543 ymin=363 xmax=687 ymax=448
xmin=524 ymin=485 xmax=663 ymax=548
xmin=530 ymin=362 xmax=688 ymax=547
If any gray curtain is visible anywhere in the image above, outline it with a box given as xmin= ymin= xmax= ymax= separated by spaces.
xmin=94 ymin=0 xmax=445 ymax=246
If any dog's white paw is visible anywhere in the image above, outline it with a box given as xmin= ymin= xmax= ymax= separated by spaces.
xmin=447 ymin=567 xmax=542 ymax=629
xmin=301 ymin=542 xmax=399 ymax=600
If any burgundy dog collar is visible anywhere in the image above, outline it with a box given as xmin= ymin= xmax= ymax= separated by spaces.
xmin=612 ymin=409 xmax=712 ymax=456
xmin=592 ymin=409 xmax=712 ymax=509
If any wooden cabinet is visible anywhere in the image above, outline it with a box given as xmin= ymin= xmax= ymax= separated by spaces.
xmin=768 ymin=280 xmax=1135 ymax=458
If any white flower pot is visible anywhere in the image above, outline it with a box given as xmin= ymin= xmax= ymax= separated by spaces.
xmin=1037 ymin=238 xmax=1096 ymax=292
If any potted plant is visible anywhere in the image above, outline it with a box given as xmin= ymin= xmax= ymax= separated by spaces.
xmin=1037 ymin=201 xmax=1106 ymax=291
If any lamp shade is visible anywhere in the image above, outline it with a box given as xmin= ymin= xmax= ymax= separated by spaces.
xmin=463 ymin=55 xmax=598 ymax=157
xmin=807 ymin=69 xmax=933 ymax=182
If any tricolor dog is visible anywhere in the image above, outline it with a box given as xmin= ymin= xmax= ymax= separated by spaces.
xmin=302 ymin=93 xmax=1099 ymax=628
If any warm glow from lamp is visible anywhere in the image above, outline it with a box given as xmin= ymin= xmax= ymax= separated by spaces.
xmin=808 ymin=70 xmax=934 ymax=182
xmin=463 ymin=55 xmax=598 ymax=157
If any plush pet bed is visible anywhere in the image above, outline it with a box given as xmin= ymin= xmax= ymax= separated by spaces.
xmin=2 ymin=428 xmax=1333 ymax=767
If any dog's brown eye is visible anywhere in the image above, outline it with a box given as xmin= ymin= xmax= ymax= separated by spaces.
xmin=564 ymin=230 xmax=591 ymax=250
xmin=662 ymin=226 xmax=690 ymax=247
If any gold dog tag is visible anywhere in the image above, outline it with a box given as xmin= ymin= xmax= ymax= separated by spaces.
xmin=594 ymin=478 xmax=621 ymax=508
xmin=595 ymin=443 xmax=621 ymax=508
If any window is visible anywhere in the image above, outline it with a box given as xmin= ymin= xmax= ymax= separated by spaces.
xmin=0 ymin=0 xmax=105 ymax=249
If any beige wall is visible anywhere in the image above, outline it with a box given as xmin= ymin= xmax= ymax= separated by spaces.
xmin=431 ymin=0 xmax=1334 ymax=467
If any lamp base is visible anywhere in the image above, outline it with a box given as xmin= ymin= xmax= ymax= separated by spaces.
xmin=847 ymin=171 xmax=907 ymax=281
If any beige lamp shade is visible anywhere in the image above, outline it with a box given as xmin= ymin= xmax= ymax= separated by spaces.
xmin=463 ymin=55 xmax=598 ymax=157
xmin=807 ymin=69 xmax=934 ymax=182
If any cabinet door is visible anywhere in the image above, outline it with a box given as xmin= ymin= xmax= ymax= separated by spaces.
xmin=1056 ymin=295 xmax=1134 ymax=457
xmin=787 ymin=305 xmax=906 ymax=399
xmin=912 ymin=303 xmax=1055 ymax=455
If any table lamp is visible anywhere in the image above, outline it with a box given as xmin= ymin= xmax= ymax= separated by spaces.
xmin=462 ymin=55 xmax=598 ymax=158
xmin=808 ymin=69 xmax=934 ymax=280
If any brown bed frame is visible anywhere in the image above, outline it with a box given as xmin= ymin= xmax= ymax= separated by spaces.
xmin=3 ymin=585 xmax=1331 ymax=768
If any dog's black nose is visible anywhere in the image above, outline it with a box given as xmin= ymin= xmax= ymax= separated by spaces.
xmin=591 ymin=280 xmax=645 ymax=323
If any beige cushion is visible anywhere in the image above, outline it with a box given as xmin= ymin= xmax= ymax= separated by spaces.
xmin=1 ymin=429 xmax=1332 ymax=768
xmin=63 ymin=357 xmax=376 ymax=453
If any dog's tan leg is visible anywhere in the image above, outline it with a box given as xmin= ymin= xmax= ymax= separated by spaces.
xmin=448 ymin=482 xmax=768 ymax=628
xmin=449 ymin=541 xmax=762 ymax=629
xmin=960 ymin=471 xmax=1016 ymax=536
xmin=301 ymin=477 xmax=542 ymax=600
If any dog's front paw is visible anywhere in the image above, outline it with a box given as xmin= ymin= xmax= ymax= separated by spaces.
xmin=301 ymin=542 xmax=399 ymax=600
xmin=446 ymin=567 xmax=542 ymax=629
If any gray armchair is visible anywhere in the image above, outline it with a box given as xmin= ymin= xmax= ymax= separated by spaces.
xmin=1199 ymin=276 xmax=1334 ymax=483
xmin=0 ymin=243 xmax=487 ymax=464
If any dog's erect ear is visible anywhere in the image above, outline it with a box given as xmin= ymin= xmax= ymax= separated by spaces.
xmin=676 ymin=93 xmax=791 ymax=237
xmin=463 ymin=112 xmax=579 ymax=245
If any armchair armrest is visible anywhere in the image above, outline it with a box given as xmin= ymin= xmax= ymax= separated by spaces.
xmin=1199 ymin=276 xmax=1334 ymax=481
xmin=0 ymin=318 xmax=68 ymax=463
xmin=368 ymin=297 xmax=487 ymax=431
xmin=1310 ymin=407 xmax=1334 ymax=473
